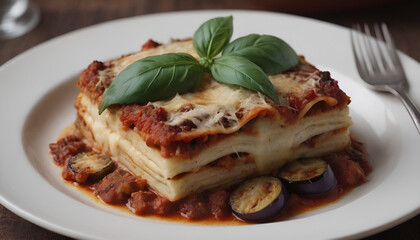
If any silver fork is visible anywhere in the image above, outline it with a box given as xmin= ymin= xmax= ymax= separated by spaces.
xmin=351 ymin=23 xmax=420 ymax=134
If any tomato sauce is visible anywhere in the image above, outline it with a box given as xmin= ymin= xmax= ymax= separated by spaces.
xmin=49 ymin=135 xmax=371 ymax=224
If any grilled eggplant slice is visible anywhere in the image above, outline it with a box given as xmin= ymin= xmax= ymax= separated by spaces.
xmin=279 ymin=158 xmax=336 ymax=196
xmin=229 ymin=176 xmax=287 ymax=222
xmin=65 ymin=152 xmax=115 ymax=183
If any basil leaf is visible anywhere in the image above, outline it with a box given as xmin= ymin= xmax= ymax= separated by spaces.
xmin=210 ymin=55 xmax=280 ymax=104
xmin=223 ymin=34 xmax=299 ymax=74
xmin=99 ymin=53 xmax=204 ymax=114
xmin=193 ymin=16 xmax=233 ymax=60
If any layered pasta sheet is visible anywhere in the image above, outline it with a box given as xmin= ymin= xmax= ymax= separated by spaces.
xmin=75 ymin=40 xmax=352 ymax=201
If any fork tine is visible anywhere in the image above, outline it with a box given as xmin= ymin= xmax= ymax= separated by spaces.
xmin=374 ymin=23 xmax=396 ymax=72
xmin=351 ymin=26 xmax=362 ymax=74
xmin=351 ymin=25 xmax=370 ymax=79
xmin=381 ymin=23 xmax=404 ymax=73
xmin=351 ymin=23 xmax=420 ymax=134
xmin=352 ymin=23 xmax=405 ymax=78
xmin=372 ymin=23 xmax=387 ymax=72
xmin=362 ymin=23 xmax=381 ymax=73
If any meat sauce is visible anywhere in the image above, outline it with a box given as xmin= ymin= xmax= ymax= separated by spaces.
xmin=116 ymin=75 xmax=349 ymax=159
xmin=77 ymin=40 xmax=349 ymax=159
xmin=49 ymin=135 xmax=371 ymax=224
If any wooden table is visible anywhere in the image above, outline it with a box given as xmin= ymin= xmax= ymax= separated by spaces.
xmin=1 ymin=0 xmax=419 ymax=239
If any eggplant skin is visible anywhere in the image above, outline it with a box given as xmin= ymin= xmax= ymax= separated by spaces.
xmin=286 ymin=165 xmax=336 ymax=196
xmin=280 ymin=158 xmax=337 ymax=196
xmin=229 ymin=176 xmax=287 ymax=222
xmin=63 ymin=152 xmax=115 ymax=184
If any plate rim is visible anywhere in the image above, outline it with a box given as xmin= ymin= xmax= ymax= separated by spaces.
xmin=1 ymin=9 xmax=419 ymax=240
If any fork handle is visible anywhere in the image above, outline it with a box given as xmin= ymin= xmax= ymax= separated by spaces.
xmin=387 ymin=85 xmax=420 ymax=134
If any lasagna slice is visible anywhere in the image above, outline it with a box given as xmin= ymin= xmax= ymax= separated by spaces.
xmin=75 ymin=39 xmax=352 ymax=201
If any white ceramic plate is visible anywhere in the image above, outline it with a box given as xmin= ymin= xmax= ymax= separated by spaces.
xmin=0 ymin=10 xmax=419 ymax=240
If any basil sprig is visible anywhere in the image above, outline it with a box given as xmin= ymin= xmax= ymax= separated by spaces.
xmin=210 ymin=55 xmax=279 ymax=103
xmin=193 ymin=16 xmax=233 ymax=61
xmin=223 ymin=34 xmax=299 ymax=74
xmin=99 ymin=16 xmax=299 ymax=114
xmin=99 ymin=53 xmax=203 ymax=114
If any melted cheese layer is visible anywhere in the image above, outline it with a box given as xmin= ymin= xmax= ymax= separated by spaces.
xmin=97 ymin=40 xmax=341 ymax=142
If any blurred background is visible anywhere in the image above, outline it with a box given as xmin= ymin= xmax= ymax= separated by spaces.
xmin=1 ymin=0 xmax=419 ymax=65
xmin=0 ymin=0 xmax=419 ymax=239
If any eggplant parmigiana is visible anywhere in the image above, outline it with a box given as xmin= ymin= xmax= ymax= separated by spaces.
xmin=74 ymin=39 xmax=351 ymax=201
